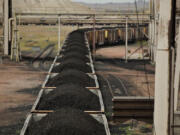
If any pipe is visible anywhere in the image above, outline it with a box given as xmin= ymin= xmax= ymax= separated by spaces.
xmin=58 ymin=16 xmax=61 ymax=55
xmin=125 ymin=17 xmax=128 ymax=63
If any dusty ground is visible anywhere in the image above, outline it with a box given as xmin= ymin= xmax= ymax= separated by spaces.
xmin=95 ymin=45 xmax=155 ymax=97
xmin=96 ymin=45 xmax=149 ymax=60
xmin=0 ymin=58 xmax=46 ymax=135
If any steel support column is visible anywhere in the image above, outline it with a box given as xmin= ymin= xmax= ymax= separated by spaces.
xmin=154 ymin=0 xmax=174 ymax=134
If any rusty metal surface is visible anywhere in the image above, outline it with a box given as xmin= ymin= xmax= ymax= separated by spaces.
xmin=112 ymin=96 xmax=154 ymax=122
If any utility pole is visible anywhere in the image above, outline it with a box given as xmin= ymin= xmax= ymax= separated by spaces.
xmin=154 ymin=0 xmax=176 ymax=135
xmin=58 ymin=16 xmax=61 ymax=55
xmin=148 ymin=21 xmax=152 ymax=60
xmin=125 ymin=17 xmax=128 ymax=63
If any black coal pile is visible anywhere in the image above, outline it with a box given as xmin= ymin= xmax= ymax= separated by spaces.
xmin=52 ymin=58 xmax=92 ymax=73
xmin=56 ymin=53 xmax=90 ymax=63
xmin=65 ymin=40 xmax=85 ymax=45
xmin=65 ymin=38 xmax=85 ymax=45
xmin=27 ymin=108 xmax=106 ymax=135
xmin=60 ymin=51 xmax=89 ymax=60
xmin=46 ymin=69 xmax=95 ymax=87
xmin=64 ymin=43 xmax=86 ymax=48
xmin=38 ymin=84 xmax=100 ymax=110
xmin=61 ymin=46 xmax=89 ymax=55
xmin=63 ymin=42 xmax=87 ymax=48
xmin=62 ymin=45 xmax=88 ymax=52
xmin=66 ymin=32 xmax=85 ymax=41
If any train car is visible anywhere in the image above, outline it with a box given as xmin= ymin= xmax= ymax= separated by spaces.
xmin=86 ymin=26 xmax=148 ymax=48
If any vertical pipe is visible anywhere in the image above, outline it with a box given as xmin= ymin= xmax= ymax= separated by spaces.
xmin=3 ymin=0 xmax=9 ymax=55
xmin=148 ymin=22 xmax=152 ymax=60
xmin=170 ymin=47 xmax=175 ymax=135
xmin=153 ymin=0 xmax=157 ymax=62
xmin=125 ymin=17 xmax=128 ymax=63
xmin=169 ymin=0 xmax=176 ymax=134
xmin=18 ymin=15 xmax=21 ymax=60
xmin=58 ymin=16 xmax=61 ymax=55
xmin=151 ymin=20 xmax=154 ymax=62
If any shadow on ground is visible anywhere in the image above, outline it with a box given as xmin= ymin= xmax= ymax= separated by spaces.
xmin=16 ymin=85 xmax=42 ymax=96
xmin=0 ymin=86 xmax=42 ymax=135
xmin=95 ymin=57 xmax=155 ymax=74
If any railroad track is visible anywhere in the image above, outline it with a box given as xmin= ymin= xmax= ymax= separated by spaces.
xmin=96 ymin=58 xmax=154 ymax=123
xmin=20 ymin=27 xmax=152 ymax=135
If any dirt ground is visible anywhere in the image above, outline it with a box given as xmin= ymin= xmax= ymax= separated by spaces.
xmin=95 ymin=45 xmax=155 ymax=97
xmin=0 ymin=58 xmax=46 ymax=135
xmin=96 ymin=45 xmax=149 ymax=60
xmin=95 ymin=45 xmax=154 ymax=135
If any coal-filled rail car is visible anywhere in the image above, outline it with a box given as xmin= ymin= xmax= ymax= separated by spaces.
xmin=86 ymin=26 xmax=148 ymax=48
xmin=21 ymin=29 xmax=111 ymax=135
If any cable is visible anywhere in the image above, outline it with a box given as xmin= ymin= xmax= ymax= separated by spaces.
xmin=135 ymin=1 xmax=157 ymax=134
xmin=134 ymin=0 xmax=151 ymax=98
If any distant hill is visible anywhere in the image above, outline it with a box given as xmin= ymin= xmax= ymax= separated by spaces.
xmin=0 ymin=0 xmax=149 ymax=15
xmin=0 ymin=0 xmax=94 ymax=14
xmin=0 ymin=0 xmax=150 ymax=24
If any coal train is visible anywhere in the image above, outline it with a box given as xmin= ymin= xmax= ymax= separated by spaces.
xmin=20 ymin=26 xmax=148 ymax=134
xmin=86 ymin=26 xmax=148 ymax=47
xmin=20 ymin=30 xmax=110 ymax=135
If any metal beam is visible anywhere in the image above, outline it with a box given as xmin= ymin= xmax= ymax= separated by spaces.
xmin=16 ymin=12 xmax=150 ymax=17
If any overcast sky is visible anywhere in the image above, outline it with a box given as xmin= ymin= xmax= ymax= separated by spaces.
xmin=71 ymin=0 xmax=139 ymax=3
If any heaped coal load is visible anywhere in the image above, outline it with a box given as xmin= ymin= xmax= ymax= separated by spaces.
xmin=56 ymin=53 xmax=90 ymax=63
xmin=65 ymin=36 xmax=85 ymax=44
xmin=38 ymin=84 xmax=100 ymax=110
xmin=27 ymin=108 xmax=106 ymax=135
xmin=46 ymin=69 xmax=95 ymax=87
xmin=61 ymin=46 xmax=89 ymax=55
xmin=52 ymin=58 xmax=92 ymax=73
xmin=62 ymin=45 xmax=88 ymax=52
xmin=63 ymin=42 xmax=88 ymax=50
xmin=68 ymin=31 xmax=85 ymax=40
xmin=59 ymin=51 xmax=90 ymax=61
xmin=65 ymin=38 xmax=85 ymax=44
xmin=64 ymin=40 xmax=85 ymax=46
